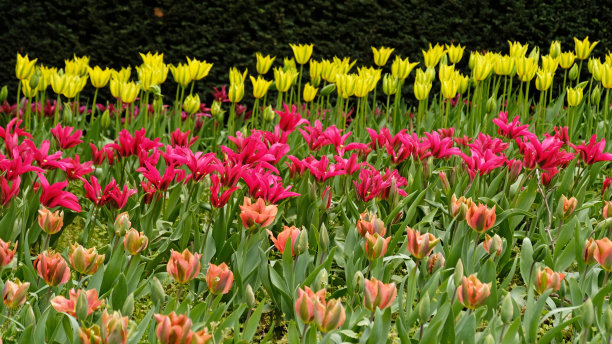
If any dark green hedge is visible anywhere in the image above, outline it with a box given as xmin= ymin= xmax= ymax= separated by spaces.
xmin=1 ymin=0 xmax=610 ymax=103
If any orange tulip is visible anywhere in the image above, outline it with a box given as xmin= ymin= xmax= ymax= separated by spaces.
xmin=205 ymin=262 xmax=233 ymax=295
xmin=406 ymin=227 xmax=439 ymax=259
xmin=603 ymin=200 xmax=612 ymax=219
xmin=356 ymin=211 xmax=386 ymax=238
xmin=450 ymin=194 xmax=471 ymax=219
xmin=167 ymin=249 xmax=201 ymax=284
xmin=556 ymin=195 xmax=577 ymax=219
xmin=364 ymin=232 xmax=391 ymax=260
xmin=3 ymin=279 xmax=29 ymax=308
xmin=314 ymin=298 xmax=345 ymax=334
xmin=295 ymin=286 xmax=326 ymax=324
xmin=583 ymin=238 xmax=598 ymax=264
xmin=33 ymin=251 xmax=71 ymax=286
xmin=51 ymin=289 xmax=102 ymax=317
xmin=535 ymin=267 xmax=566 ymax=294
xmin=267 ymin=226 xmax=300 ymax=255
xmin=101 ymin=310 xmax=129 ymax=344
xmin=154 ymin=312 xmax=212 ymax=344
xmin=465 ymin=203 xmax=496 ymax=234
xmin=427 ymin=252 xmax=445 ymax=274
xmin=457 ymin=274 xmax=491 ymax=309
xmin=38 ymin=206 xmax=64 ymax=235
xmin=69 ymin=244 xmax=105 ymax=275
xmin=363 ymin=278 xmax=397 ymax=312
xmin=78 ymin=325 xmax=102 ymax=344
xmin=123 ymin=228 xmax=149 ymax=255
xmin=0 ymin=239 xmax=17 ymax=267
xmin=483 ymin=234 xmax=503 ymax=256
xmin=594 ymin=237 xmax=612 ymax=271
xmin=239 ymin=197 xmax=278 ymax=231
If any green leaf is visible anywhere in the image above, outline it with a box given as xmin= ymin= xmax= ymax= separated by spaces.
xmin=520 ymin=238 xmax=534 ymax=286
xmin=538 ymin=316 xmax=581 ymax=344
xmin=242 ymin=302 xmax=266 ymax=342
xmin=127 ymin=308 xmax=154 ymax=344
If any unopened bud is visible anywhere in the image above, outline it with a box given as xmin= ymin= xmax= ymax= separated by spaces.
xmin=263 ymin=105 xmax=275 ymax=122
xmin=21 ymin=304 xmax=35 ymax=325
xmin=151 ymin=276 xmax=165 ymax=308
xmin=484 ymin=334 xmax=495 ymax=344
xmin=76 ymin=290 xmax=89 ymax=322
xmin=439 ymin=172 xmax=450 ymax=194
xmin=569 ymin=64 xmax=579 ymax=81
xmin=486 ymin=96 xmax=497 ymax=113
xmin=418 ymin=293 xmax=430 ymax=323
xmin=353 ymin=271 xmax=364 ymax=294
xmin=0 ymin=86 xmax=7 ymax=103
xmin=122 ymin=293 xmax=134 ymax=317
xmin=101 ymin=109 xmax=111 ymax=128
xmin=320 ymin=83 xmax=336 ymax=97
xmin=582 ymin=298 xmax=594 ymax=328
xmin=319 ymin=223 xmax=329 ymax=252
xmin=591 ymin=84 xmax=601 ymax=105
xmin=245 ymin=284 xmax=256 ymax=308
xmin=314 ymin=268 xmax=328 ymax=291
xmin=604 ymin=306 xmax=612 ymax=333
xmin=501 ymin=293 xmax=514 ymax=324
xmin=453 ymin=259 xmax=464 ymax=287
xmin=295 ymin=229 xmax=308 ymax=256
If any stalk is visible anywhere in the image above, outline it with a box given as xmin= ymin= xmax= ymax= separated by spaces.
xmin=90 ymin=88 xmax=99 ymax=123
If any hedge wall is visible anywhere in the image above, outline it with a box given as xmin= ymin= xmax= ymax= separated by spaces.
xmin=1 ymin=0 xmax=611 ymax=103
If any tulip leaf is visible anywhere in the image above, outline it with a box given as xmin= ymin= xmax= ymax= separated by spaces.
xmin=127 ymin=307 xmax=153 ymax=344
xmin=538 ymin=316 xmax=581 ymax=344
xmin=519 ymin=238 xmax=534 ymax=287
xmin=100 ymin=243 xmax=126 ymax=296
xmin=524 ymin=289 xmax=552 ymax=343
xmin=111 ymin=273 xmax=128 ymax=309
xmin=501 ymin=317 xmax=522 ymax=344
xmin=243 ymin=301 xmax=266 ymax=342
xmin=455 ymin=311 xmax=476 ymax=344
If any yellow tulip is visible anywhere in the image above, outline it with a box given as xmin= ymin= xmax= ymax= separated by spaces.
xmin=140 ymin=52 xmax=164 ymax=67
xmin=446 ymin=43 xmax=465 ymax=64
xmin=516 ymin=57 xmax=538 ymax=82
xmin=228 ymin=82 xmax=244 ymax=103
xmin=274 ymin=67 xmax=298 ymax=93
xmin=119 ymin=81 xmax=139 ymax=103
xmin=21 ymin=81 xmax=37 ymax=98
xmin=187 ymin=57 xmax=213 ymax=80
xmin=382 ymin=74 xmax=399 ymax=95
xmin=471 ymin=55 xmax=493 ymax=82
xmin=256 ymin=53 xmax=275 ymax=75
xmin=438 ymin=64 xmax=455 ymax=82
xmin=302 ymin=82 xmax=318 ymax=102
xmin=50 ymin=72 xmax=69 ymax=95
xmin=371 ymin=46 xmax=394 ymax=67
xmin=602 ymin=63 xmax=612 ymax=89
xmin=283 ymin=57 xmax=297 ymax=73
xmin=391 ymin=56 xmax=419 ymax=80
xmin=63 ymin=75 xmax=87 ymax=99
xmin=333 ymin=56 xmax=356 ymax=74
xmin=353 ymin=74 xmax=370 ymax=98
xmin=540 ymin=55 xmax=559 ymax=74
xmin=549 ymin=40 xmax=561 ymax=59
xmin=441 ymin=78 xmax=459 ymax=99
xmin=535 ymin=69 xmax=553 ymax=91
xmin=457 ymin=74 xmax=470 ymax=94
xmin=309 ymin=60 xmax=323 ymax=86
xmin=422 ymin=43 xmax=446 ymax=68
xmin=508 ymin=41 xmax=528 ymax=58
xmin=112 ymin=67 xmax=132 ymax=83
xmin=15 ymin=53 xmax=37 ymax=81
xmin=588 ymin=58 xmax=603 ymax=81
xmin=229 ymin=67 xmax=248 ymax=85
xmin=558 ymin=52 xmax=576 ymax=70
xmin=566 ymin=86 xmax=583 ymax=106
xmin=358 ymin=66 xmax=381 ymax=92
xmin=88 ymin=66 xmax=112 ymax=88
xmin=493 ymin=55 xmax=514 ymax=76
xmin=171 ymin=63 xmax=193 ymax=87
xmin=574 ymin=36 xmax=599 ymax=60
xmin=38 ymin=65 xmax=56 ymax=91
xmin=336 ymin=73 xmax=356 ymax=99
xmin=320 ymin=59 xmax=339 ymax=83
xmin=289 ymin=43 xmax=314 ymax=64
xmin=109 ymin=77 xmax=121 ymax=99
xmin=414 ymin=81 xmax=432 ymax=101
xmin=136 ymin=65 xmax=155 ymax=91
xmin=183 ymin=94 xmax=201 ymax=115
xmin=250 ymin=75 xmax=272 ymax=99
xmin=64 ymin=55 xmax=89 ymax=76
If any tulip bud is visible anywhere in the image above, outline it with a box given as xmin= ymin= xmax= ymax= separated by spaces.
xmin=556 ymin=195 xmax=577 ymax=220
xmin=69 ymin=244 xmax=105 ymax=275
xmin=603 ymin=200 xmax=612 ymax=219
xmin=114 ymin=212 xmax=131 ymax=237
xmin=427 ymin=252 xmax=445 ymax=274
xmin=314 ymin=298 xmax=346 ymax=334
xmin=591 ymin=84 xmax=601 ymax=105
xmin=451 ymin=194 xmax=470 ymax=220
xmin=0 ymin=239 xmax=17 ymax=267
xmin=122 ymin=293 xmax=134 ymax=317
xmin=425 ymin=67 xmax=436 ymax=83
xmin=501 ymin=293 xmax=514 ymax=324
xmin=484 ymin=334 xmax=495 ymax=344
xmin=320 ymin=223 xmax=329 ymax=252
xmin=406 ymin=227 xmax=440 ymax=259
xmin=206 ymin=263 xmax=234 ymax=295
xmin=549 ymin=41 xmax=561 ymax=59
xmin=0 ymin=86 xmax=7 ymax=102
xmin=22 ymin=303 xmax=35 ymax=325
xmin=167 ymin=249 xmax=201 ymax=284
xmin=314 ymin=268 xmax=328 ymax=291
xmin=582 ymin=298 xmax=594 ymax=328
xmin=439 ymin=172 xmax=450 ymax=194
xmin=423 ymin=156 xmax=433 ymax=181
xmin=295 ymin=286 xmax=326 ymax=324
xmin=245 ymin=284 xmax=256 ymax=308
xmin=76 ymin=290 xmax=89 ymax=322
xmin=102 ymin=310 xmax=129 ymax=344
xmin=356 ymin=211 xmax=386 ymax=238
xmin=483 ymin=234 xmax=503 ymax=256
xmin=151 ymin=276 xmax=165 ymax=307
xmin=262 ymin=105 xmax=275 ymax=122
xmin=353 ymin=271 xmax=364 ymax=294
xmin=583 ymin=237 xmax=598 ymax=264
xmin=457 ymin=274 xmax=491 ymax=309
xmin=508 ymin=159 xmax=523 ymax=181
xmin=295 ymin=229 xmax=309 ymax=256
xmin=569 ymin=64 xmax=579 ymax=80
xmin=466 ymin=202 xmax=496 ymax=234
xmin=364 ymin=232 xmax=391 ymax=260
xmin=535 ymin=267 xmax=566 ymax=294
xmin=124 ymin=228 xmax=148 ymax=255
xmin=418 ymin=292 xmax=430 ymax=323
xmin=3 ymin=279 xmax=30 ymax=309
xmin=604 ymin=306 xmax=612 ymax=334
xmin=183 ymin=94 xmax=200 ymax=115
xmin=320 ymin=83 xmax=336 ymax=97
xmin=594 ymin=237 xmax=612 ymax=271
xmin=100 ymin=109 xmax=111 ymax=128
xmin=34 ymin=251 xmax=71 ymax=287
xmin=38 ymin=206 xmax=64 ymax=235
xmin=453 ymin=259 xmax=464 ymax=287
xmin=363 ymin=278 xmax=398 ymax=313
xmin=486 ymin=96 xmax=497 ymax=113
xmin=211 ymin=100 xmax=225 ymax=121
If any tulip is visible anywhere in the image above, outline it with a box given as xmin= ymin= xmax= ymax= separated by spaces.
xmin=364 ymin=232 xmax=391 ymax=260
xmin=382 ymin=73 xmax=399 ymax=95
xmin=16 ymin=53 xmax=37 ymax=80
xmin=356 ymin=211 xmax=386 ymax=237
xmin=566 ymin=86 xmax=583 ymax=106
xmin=79 ymin=324 xmax=102 ymax=344
xmin=371 ymin=46 xmax=394 ymax=67
xmin=69 ymin=244 xmax=105 ymax=275
xmin=602 ymin=64 xmax=612 ymax=89
xmin=114 ymin=212 xmax=131 ymax=237
xmin=414 ymin=80 xmax=432 ymax=101
xmin=535 ymin=69 xmax=553 ymax=91
xmin=206 ymin=263 xmax=233 ymax=296
xmin=256 ymin=53 xmax=276 ymax=75
xmin=535 ymin=267 xmax=566 ymax=294
xmin=493 ymin=55 xmax=514 ymax=76
xmin=240 ymin=197 xmax=278 ymax=231
xmin=267 ymin=225 xmax=300 ymax=255
xmin=465 ymin=203 xmax=496 ymax=234
xmin=471 ymin=54 xmax=493 ymax=82
xmin=583 ymin=237 xmax=598 ymax=264
xmin=427 ymin=252 xmax=445 ymax=274
xmin=124 ymin=228 xmax=148 ymax=255
xmin=391 ymin=55 xmax=418 ymax=80
xmin=182 ymin=94 xmax=200 ymax=115
xmin=483 ymin=234 xmax=503 ymax=256
xmin=441 ymin=78 xmax=459 ymax=99
xmin=335 ymin=73 xmax=355 ymax=98
xmin=0 ymin=239 xmax=17 ymax=267
xmin=446 ymin=43 xmax=465 ymax=64
xmin=594 ymin=237 xmax=612 ymax=271
xmin=249 ymin=75 xmax=272 ymax=99
xmin=314 ymin=298 xmax=345 ymax=334
xmin=87 ymin=66 xmax=111 ymax=88
xmin=170 ymin=63 xmax=193 ymax=87
xmin=508 ymin=41 xmax=528 ymax=58
xmin=302 ymin=82 xmax=318 ymax=102
xmin=457 ymin=274 xmax=491 ymax=309
xmin=422 ymin=43 xmax=446 ymax=68
xmin=516 ymin=57 xmax=538 ymax=82
xmin=558 ymin=52 xmax=576 ymax=69
xmin=295 ymin=286 xmax=326 ymax=323
xmin=119 ymin=80 xmax=139 ymax=104
xmin=406 ymin=227 xmax=440 ymax=259
xmin=274 ymin=67 xmax=298 ymax=93
xmin=603 ymin=201 xmax=612 ymax=219
xmin=574 ymin=36 xmax=599 ymax=60
xmin=33 ymin=251 xmax=71 ymax=286
xmin=289 ymin=43 xmax=314 ymax=65
xmin=549 ymin=40 xmax=561 ymax=58
xmin=228 ymin=82 xmax=244 ymax=103
xmin=101 ymin=310 xmax=129 ymax=344
xmin=3 ymin=279 xmax=29 ymax=309
xmin=556 ymin=195 xmax=577 ymax=220
xmin=167 ymin=249 xmax=201 ymax=284
xmin=154 ymin=312 xmax=212 ymax=344
xmin=363 ymin=278 xmax=397 ymax=312
xmin=51 ymin=289 xmax=102 ymax=317
xmin=111 ymin=67 xmax=132 ymax=82
xmin=187 ymin=57 xmax=213 ymax=80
